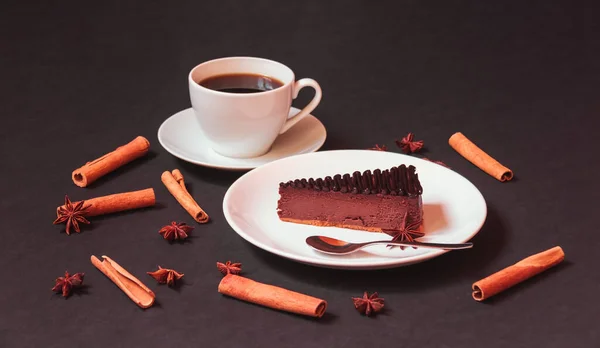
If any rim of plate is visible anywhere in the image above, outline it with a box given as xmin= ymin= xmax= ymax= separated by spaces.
xmin=157 ymin=108 xmax=326 ymax=171
xmin=223 ymin=150 xmax=487 ymax=269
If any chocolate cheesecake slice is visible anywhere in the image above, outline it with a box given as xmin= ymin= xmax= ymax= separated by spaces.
xmin=277 ymin=165 xmax=423 ymax=233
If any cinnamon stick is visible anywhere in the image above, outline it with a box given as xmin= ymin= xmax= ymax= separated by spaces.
xmin=72 ymin=136 xmax=150 ymax=187
xmin=472 ymin=246 xmax=564 ymax=301
xmin=449 ymin=132 xmax=513 ymax=182
xmin=161 ymin=170 xmax=209 ymax=223
xmin=91 ymin=255 xmax=155 ymax=308
xmin=218 ymin=274 xmax=327 ymax=318
xmin=56 ymin=188 xmax=155 ymax=217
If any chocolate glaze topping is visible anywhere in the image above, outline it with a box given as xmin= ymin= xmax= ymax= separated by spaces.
xmin=279 ymin=164 xmax=423 ymax=196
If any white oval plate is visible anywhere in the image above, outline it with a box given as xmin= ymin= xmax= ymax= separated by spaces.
xmin=223 ymin=150 xmax=487 ymax=269
xmin=157 ymin=107 xmax=326 ymax=170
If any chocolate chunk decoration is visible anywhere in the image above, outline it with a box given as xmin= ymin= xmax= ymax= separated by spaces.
xmin=310 ymin=178 xmax=323 ymax=191
xmin=353 ymin=171 xmax=363 ymax=193
xmin=279 ymin=165 xmax=422 ymax=197
xmin=408 ymin=165 xmax=421 ymax=196
xmin=349 ymin=172 xmax=358 ymax=193
xmin=380 ymin=170 xmax=390 ymax=194
xmin=372 ymin=169 xmax=381 ymax=193
xmin=362 ymin=170 xmax=372 ymax=194
xmin=332 ymin=174 xmax=342 ymax=192
xmin=315 ymin=178 xmax=325 ymax=191
xmin=399 ymin=166 xmax=408 ymax=195
xmin=415 ymin=174 xmax=423 ymax=194
xmin=406 ymin=166 xmax=415 ymax=196
xmin=389 ymin=167 xmax=398 ymax=195
xmin=341 ymin=174 xmax=351 ymax=193
xmin=324 ymin=176 xmax=333 ymax=192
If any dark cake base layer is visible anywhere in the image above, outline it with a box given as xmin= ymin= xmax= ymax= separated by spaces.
xmin=277 ymin=187 xmax=423 ymax=232
xmin=279 ymin=217 xmax=425 ymax=233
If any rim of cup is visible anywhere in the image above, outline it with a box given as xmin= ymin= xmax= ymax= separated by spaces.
xmin=188 ymin=56 xmax=295 ymax=97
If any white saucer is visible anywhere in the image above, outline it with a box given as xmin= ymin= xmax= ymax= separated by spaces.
xmin=223 ymin=150 xmax=487 ymax=270
xmin=157 ymin=107 xmax=327 ymax=170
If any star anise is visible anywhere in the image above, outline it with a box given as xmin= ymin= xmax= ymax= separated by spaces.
xmin=53 ymin=195 xmax=91 ymax=235
xmin=159 ymin=221 xmax=194 ymax=242
xmin=52 ymin=271 xmax=85 ymax=298
xmin=423 ymin=157 xmax=450 ymax=168
xmin=216 ymin=261 xmax=242 ymax=276
xmin=384 ymin=212 xmax=424 ymax=250
xmin=396 ymin=132 xmax=424 ymax=153
xmin=368 ymin=144 xmax=388 ymax=151
xmin=147 ymin=266 xmax=184 ymax=287
xmin=352 ymin=292 xmax=385 ymax=316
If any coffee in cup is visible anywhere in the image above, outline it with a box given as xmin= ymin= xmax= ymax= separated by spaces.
xmin=188 ymin=57 xmax=322 ymax=158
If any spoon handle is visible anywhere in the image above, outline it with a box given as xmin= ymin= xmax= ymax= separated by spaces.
xmin=372 ymin=240 xmax=473 ymax=250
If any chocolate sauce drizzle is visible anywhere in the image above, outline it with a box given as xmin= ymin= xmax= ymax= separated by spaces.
xmin=279 ymin=164 xmax=423 ymax=196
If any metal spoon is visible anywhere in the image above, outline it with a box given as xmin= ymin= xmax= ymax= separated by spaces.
xmin=306 ymin=235 xmax=473 ymax=255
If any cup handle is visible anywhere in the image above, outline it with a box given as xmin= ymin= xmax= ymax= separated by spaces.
xmin=279 ymin=78 xmax=322 ymax=134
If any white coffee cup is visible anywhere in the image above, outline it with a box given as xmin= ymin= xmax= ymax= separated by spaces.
xmin=188 ymin=57 xmax=322 ymax=158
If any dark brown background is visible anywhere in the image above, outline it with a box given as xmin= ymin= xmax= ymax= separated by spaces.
xmin=1 ymin=1 xmax=598 ymax=347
